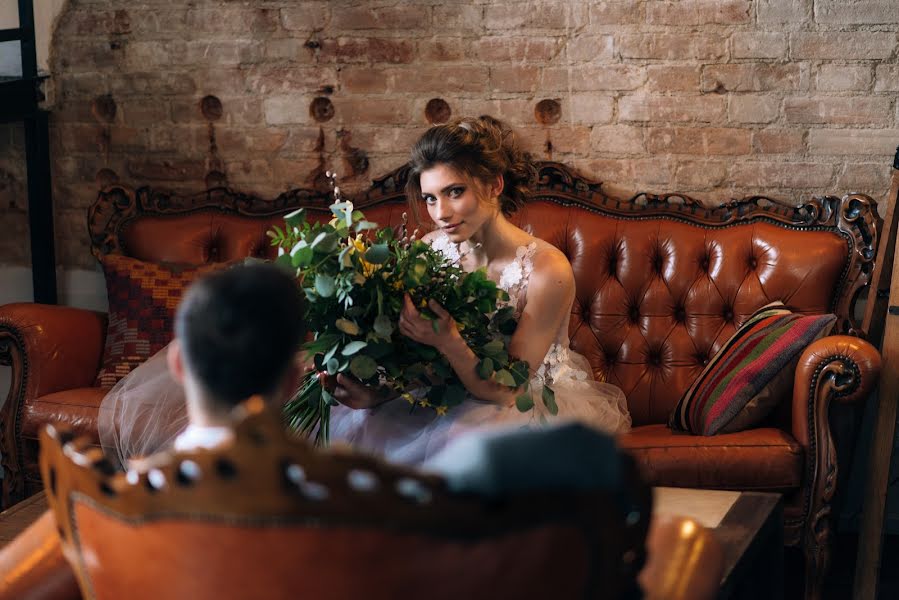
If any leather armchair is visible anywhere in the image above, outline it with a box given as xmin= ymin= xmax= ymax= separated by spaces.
xmin=0 ymin=162 xmax=882 ymax=599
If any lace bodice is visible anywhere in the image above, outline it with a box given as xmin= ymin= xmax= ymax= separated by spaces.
xmin=431 ymin=233 xmax=585 ymax=386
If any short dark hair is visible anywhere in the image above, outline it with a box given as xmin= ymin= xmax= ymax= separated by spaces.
xmin=174 ymin=263 xmax=305 ymax=409
xmin=405 ymin=115 xmax=536 ymax=222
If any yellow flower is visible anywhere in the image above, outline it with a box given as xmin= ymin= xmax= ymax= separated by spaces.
xmin=402 ymin=392 xmax=415 ymax=405
xmin=348 ymin=234 xmax=379 ymax=278
xmin=335 ymin=318 xmax=361 ymax=335
xmin=435 ymin=406 xmax=448 ymax=416
xmin=418 ymin=400 xmax=432 ymax=409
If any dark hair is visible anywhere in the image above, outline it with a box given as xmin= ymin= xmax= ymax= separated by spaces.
xmin=175 ymin=263 xmax=305 ymax=410
xmin=405 ymin=115 xmax=536 ymax=219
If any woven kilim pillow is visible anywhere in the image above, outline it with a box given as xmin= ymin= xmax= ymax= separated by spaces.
xmin=669 ymin=302 xmax=836 ymax=436
xmin=95 ymin=255 xmax=230 ymax=388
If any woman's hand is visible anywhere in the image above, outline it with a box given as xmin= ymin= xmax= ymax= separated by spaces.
xmin=332 ymin=374 xmax=391 ymax=410
xmin=398 ymin=294 xmax=461 ymax=352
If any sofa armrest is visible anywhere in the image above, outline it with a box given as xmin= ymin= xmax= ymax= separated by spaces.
xmin=0 ymin=304 xmax=106 ymax=507
xmin=791 ymin=335 xmax=881 ymax=448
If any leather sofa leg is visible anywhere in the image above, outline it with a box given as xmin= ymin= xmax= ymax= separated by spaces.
xmin=803 ymin=532 xmax=830 ymax=600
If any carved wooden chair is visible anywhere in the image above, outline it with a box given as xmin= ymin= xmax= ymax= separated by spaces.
xmin=39 ymin=399 xmax=652 ymax=600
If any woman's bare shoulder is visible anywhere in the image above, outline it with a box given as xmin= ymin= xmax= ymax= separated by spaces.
xmin=529 ymin=239 xmax=575 ymax=289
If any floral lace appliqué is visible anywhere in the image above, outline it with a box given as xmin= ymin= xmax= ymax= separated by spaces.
xmin=499 ymin=242 xmax=537 ymax=314
xmin=431 ymin=233 xmax=462 ymax=264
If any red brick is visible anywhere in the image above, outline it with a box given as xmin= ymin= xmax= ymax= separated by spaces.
xmin=566 ymin=35 xmax=614 ymax=62
xmin=752 ymin=130 xmax=805 ymax=154
xmin=731 ymin=33 xmax=788 ymax=59
xmin=675 ymin=160 xmax=728 ymax=187
xmin=348 ymin=127 xmax=427 ymax=154
xmin=244 ymin=66 xmax=338 ymax=94
xmin=808 ymin=129 xmax=899 ymax=155
xmin=193 ymin=69 xmax=249 ymax=97
xmin=417 ymin=38 xmax=468 ymax=62
xmin=485 ymin=2 xmax=587 ymax=30
xmin=815 ymin=0 xmax=899 ymax=25
xmin=340 ymin=67 xmax=391 ymax=94
xmin=226 ymin=160 xmax=274 ymax=185
xmin=566 ymin=95 xmax=615 ymax=124
xmin=57 ymin=123 xmax=107 ymax=153
xmin=331 ymin=6 xmax=429 ymax=30
xmin=490 ymin=66 xmax=542 ymax=93
xmin=456 ymin=98 xmax=536 ymax=124
xmin=728 ymin=96 xmax=779 ymax=124
xmin=874 ymin=65 xmax=899 ymax=91
xmin=320 ymin=38 xmax=415 ymax=64
xmin=280 ymin=4 xmax=330 ymax=31
xmin=127 ymin=159 xmax=206 ymax=181
xmin=264 ymin=38 xmax=316 ymax=62
xmin=59 ymin=9 xmax=132 ymax=36
xmin=517 ymin=127 xmax=591 ymax=157
xmin=120 ymin=101 xmax=170 ymax=126
xmin=263 ymin=95 xmax=312 ymax=126
xmin=784 ymin=97 xmax=891 ymax=125
xmin=433 ymin=5 xmax=483 ymax=31
xmin=542 ymin=66 xmax=645 ymax=92
xmin=646 ymin=1 xmax=751 ymax=25
xmin=392 ymin=66 xmax=490 ymax=94
xmin=646 ymin=66 xmax=700 ymax=92
xmin=217 ymin=128 xmax=289 ymax=154
xmin=619 ymin=95 xmax=726 ymax=123
xmin=475 ymin=37 xmax=562 ymax=62
xmin=757 ymin=0 xmax=811 ymax=23
xmin=57 ymin=41 xmax=125 ymax=71
xmin=701 ymin=64 xmax=801 ymax=92
xmin=835 ymin=163 xmax=890 ymax=191
xmin=108 ymin=125 xmax=153 ymax=152
xmin=151 ymin=126 xmax=200 ymax=153
xmin=619 ymin=34 xmax=726 ymax=61
xmin=815 ymin=65 xmax=873 ymax=91
xmin=271 ymin=158 xmax=328 ymax=189
xmin=790 ymin=32 xmax=896 ymax=60
xmin=728 ymin=162 xmax=834 ymax=188
xmin=282 ymin=127 xmax=330 ymax=156
xmin=647 ymin=127 xmax=751 ymax=155
xmin=182 ymin=41 xmax=264 ymax=66
xmin=332 ymin=98 xmax=412 ymax=125
xmin=589 ymin=125 xmax=645 ymax=155
xmin=109 ymin=72 xmax=197 ymax=96
xmin=589 ymin=2 xmax=644 ymax=24
xmin=56 ymin=72 xmax=108 ymax=96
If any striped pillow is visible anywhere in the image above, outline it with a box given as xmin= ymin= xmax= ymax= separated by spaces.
xmin=669 ymin=302 xmax=836 ymax=436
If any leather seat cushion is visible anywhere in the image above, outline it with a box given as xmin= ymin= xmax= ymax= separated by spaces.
xmin=619 ymin=424 xmax=803 ymax=491
xmin=22 ymin=387 xmax=106 ymax=442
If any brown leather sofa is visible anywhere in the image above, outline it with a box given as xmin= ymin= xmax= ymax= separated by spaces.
xmin=0 ymin=162 xmax=881 ymax=598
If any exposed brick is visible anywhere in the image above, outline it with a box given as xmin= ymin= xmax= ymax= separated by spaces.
xmin=417 ymin=38 xmax=468 ymax=62
xmin=151 ymin=125 xmax=200 ymax=153
xmin=181 ymin=41 xmax=265 ymax=66
xmin=728 ymin=95 xmax=779 ymax=124
xmin=542 ymin=66 xmax=645 ymax=92
xmin=331 ymin=6 xmax=429 ymax=30
xmin=645 ymin=1 xmax=751 ymax=25
xmin=216 ymin=128 xmax=290 ymax=154
xmin=281 ymin=127 xmax=329 ymax=156
xmin=280 ymin=4 xmax=330 ymax=31
xmin=456 ymin=98 xmax=536 ymax=124
xmin=701 ymin=64 xmax=801 ymax=93
xmin=619 ymin=34 xmax=726 ymax=60
xmin=619 ymin=95 xmax=726 ymax=123
xmin=119 ymin=101 xmax=170 ymax=126
xmin=244 ymin=66 xmax=338 ymax=94
xmin=476 ymin=37 xmax=563 ymax=62
xmin=590 ymin=125 xmax=645 ymax=154
xmin=784 ymin=97 xmax=891 ymax=125
xmin=757 ymin=0 xmax=811 ymax=23
xmin=589 ymin=2 xmax=644 ymax=24
xmin=433 ymin=5 xmax=483 ymax=32
xmin=731 ymin=33 xmax=788 ymax=59
xmin=566 ymin=95 xmax=615 ymax=124
xmin=263 ymin=95 xmax=312 ymax=126
xmin=485 ymin=2 xmax=587 ymax=30
xmin=271 ymin=158 xmax=326 ymax=189
xmin=517 ymin=126 xmax=591 ymax=157
xmin=808 ymin=129 xmax=899 ymax=155
xmin=874 ymin=65 xmax=899 ymax=91
xmin=57 ymin=41 xmax=125 ymax=71
xmin=752 ymin=130 xmax=805 ymax=154
xmin=816 ymin=65 xmax=872 ymax=92
xmin=58 ymin=9 xmax=133 ymax=37
xmin=348 ymin=127 xmax=427 ymax=155
xmin=109 ymin=72 xmax=197 ymax=96
xmin=125 ymin=41 xmax=183 ymax=67
xmin=647 ymin=127 xmax=751 ymax=155
xmin=815 ymin=1 xmax=899 ymax=25
xmin=392 ymin=66 xmax=490 ymax=94
xmin=490 ymin=66 xmax=542 ymax=93
xmin=264 ymin=38 xmax=316 ymax=62
xmin=729 ymin=162 xmax=833 ymax=188
xmin=320 ymin=38 xmax=415 ymax=64
xmin=675 ymin=160 xmax=728 ymax=187
xmin=225 ymin=159 xmax=275 ymax=185
xmin=340 ymin=67 xmax=391 ymax=94
xmin=646 ymin=66 xmax=700 ymax=92
xmin=835 ymin=163 xmax=890 ymax=191
xmin=332 ymin=98 xmax=412 ymax=125
xmin=127 ymin=158 xmax=207 ymax=181
xmin=566 ymin=35 xmax=614 ymax=62
xmin=791 ymin=32 xmax=897 ymax=60
xmin=193 ymin=69 xmax=250 ymax=97
xmin=186 ymin=8 xmax=278 ymax=34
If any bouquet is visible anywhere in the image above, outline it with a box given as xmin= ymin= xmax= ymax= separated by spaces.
xmin=269 ymin=173 xmax=556 ymax=444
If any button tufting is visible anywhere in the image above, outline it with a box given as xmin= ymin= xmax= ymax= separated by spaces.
xmin=699 ymin=255 xmax=710 ymax=271
xmin=674 ymin=306 xmax=686 ymax=322
xmin=748 ymin=257 xmax=758 ymax=269
xmin=628 ymin=306 xmax=640 ymax=323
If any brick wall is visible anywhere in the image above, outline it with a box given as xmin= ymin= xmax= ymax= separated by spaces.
xmin=5 ymin=0 xmax=899 ymax=268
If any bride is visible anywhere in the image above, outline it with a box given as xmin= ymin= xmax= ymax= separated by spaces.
xmin=99 ymin=115 xmax=631 ymax=468
xmin=327 ymin=116 xmax=630 ymax=465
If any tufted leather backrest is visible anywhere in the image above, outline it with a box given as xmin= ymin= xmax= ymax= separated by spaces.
xmin=89 ymin=164 xmax=877 ymax=427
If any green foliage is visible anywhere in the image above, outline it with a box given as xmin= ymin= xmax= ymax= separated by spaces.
xmin=272 ymin=202 xmax=551 ymax=444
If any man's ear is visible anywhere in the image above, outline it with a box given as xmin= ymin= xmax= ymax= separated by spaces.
xmin=167 ymin=340 xmax=186 ymax=384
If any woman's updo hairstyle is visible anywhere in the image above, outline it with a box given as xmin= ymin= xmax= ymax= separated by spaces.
xmin=406 ymin=115 xmax=536 ymax=218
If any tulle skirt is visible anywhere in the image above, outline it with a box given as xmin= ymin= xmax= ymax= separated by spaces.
xmin=330 ymin=348 xmax=631 ymax=466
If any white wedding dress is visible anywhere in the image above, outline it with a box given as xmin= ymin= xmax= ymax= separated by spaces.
xmin=328 ymin=233 xmax=631 ymax=465
xmin=98 ymin=234 xmax=631 ymax=468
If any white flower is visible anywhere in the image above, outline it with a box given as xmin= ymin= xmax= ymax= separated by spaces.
xmin=431 ymin=234 xmax=461 ymax=264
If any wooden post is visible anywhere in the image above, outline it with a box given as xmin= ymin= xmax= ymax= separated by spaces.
xmin=854 ymin=147 xmax=899 ymax=600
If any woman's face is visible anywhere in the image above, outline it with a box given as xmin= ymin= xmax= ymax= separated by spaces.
xmin=419 ymin=163 xmax=500 ymax=243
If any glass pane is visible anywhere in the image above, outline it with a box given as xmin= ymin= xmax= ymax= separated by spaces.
xmin=0 ymin=40 xmax=21 ymax=77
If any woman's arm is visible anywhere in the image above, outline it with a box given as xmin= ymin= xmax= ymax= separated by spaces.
xmin=400 ymin=249 xmax=576 ymax=406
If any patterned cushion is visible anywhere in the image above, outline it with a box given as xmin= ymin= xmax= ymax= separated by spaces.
xmin=669 ymin=302 xmax=836 ymax=436
xmin=95 ymin=255 xmax=229 ymax=388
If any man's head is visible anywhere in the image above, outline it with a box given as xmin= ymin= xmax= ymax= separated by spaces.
xmin=167 ymin=263 xmax=305 ymax=418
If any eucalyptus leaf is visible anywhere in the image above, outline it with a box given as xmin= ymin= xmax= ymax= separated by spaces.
xmin=341 ymin=340 xmax=368 ymax=356
xmin=542 ymin=385 xmax=559 ymax=416
xmin=444 ymin=384 xmax=467 ymax=407
xmin=349 ymin=355 xmax=378 ymax=380
xmin=314 ymin=274 xmax=335 ymax=297
xmin=373 ymin=314 xmax=394 ymax=337
xmin=354 ymin=220 xmax=378 ymax=232
xmin=364 ymin=243 xmax=391 ymax=264
xmin=477 ymin=357 xmax=494 ymax=380
xmin=292 ymin=245 xmax=314 ymax=268
xmin=322 ymin=342 xmax=339 ymax=364
xmin=311 ymin=231 xmax=338 ymax=253
xmin=483 ymin=340 xmax=504 ymax=357
xmin=284 ymin=208 xmax=306 ymax=228
xmin=326 ymin=357 xmax=339 ymax=375
xmin=494 ymin=369 xmax=516 ymax=387
xmin=516 ymin=391 xmax=535 ymax=412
